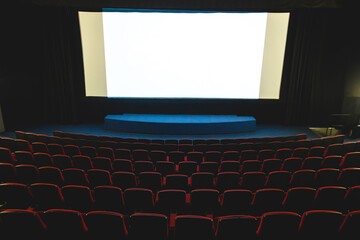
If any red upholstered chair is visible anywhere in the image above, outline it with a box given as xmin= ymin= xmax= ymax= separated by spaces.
xmin=191 ymin=172 xmax=215 ymax=190
xmin=282 ymin=187 xmax=316 ymax=214
xmin=33 ymin=152 xmax=54 ymax=167
xmin=190 ymin=189 xmax=220 ymax=215
xmin=251 ymin=188 xmax=285 ymax=216
xmin=138 ymin=171 xmax=163 ymax=192
xmin=178 ymin=161 xmax=198 ymax=176
xmin=291 ymin=147 xmax=309 ymax=158
xmin=63 ymin=145 xmax=81 ymax=157
xmin=42 ymin=209 xmax=88 ymax=237
xmin=265 ymin=171 xmax=291 ymax=190
xmin=256 ymin=212 xmax=301 ymax=240
xmin=216 ymin=172 xmax=240 ymax=192
xmin=0 ymin=209 xmax=47 ymax=239
xmin=15 ymin=164 xmax=39 ymax=185
xmin=0 ymin=163 xmax=17 ymax=183
xmin=123 ymin=188 xmax=155 ymax=214
xmin=0 ymin=183 xmax=33 ymax=209
xmin=52 ymin=154 xmax=73 ymax=170
xmin=129 ymin=213 xmax=168 ymax=240
xmin=281 ymin=157 xmax=303 ymax=173
xmin=14 ymin=151 xmax=35 ymax=165
xmin=321 ymin=155 xmax=342 ymax=169
xmin=339 ymin=210 xmax=360 ymax=238
xmin=156 ymin=189 xmax=187 ymax=215
xmin=301 ymin=157 xmax=323 ymax=170
xmin=31 ymin=142 xmax=49 ymax=154
xmin=62 ymin=185 xmax=94 ymax=212
xmin=0 ymin=147 xmax=16 ymax=164
xmin=219 ymin=161 xmax=241 ymax=172
xmin=187 ymin=151 xmax=204 ymax=164
xmin=240 ymin=172 xmax=266 ymax=192
xmin=289 ymin=169 xmax=316 ymax=188
xmin=38 ymin=166 xmax=64 ymax=186
xmin=62 ymin=168 xmax=89 ymax=186
xmin=199 ymin=162 xmax=219 ymax=175
xmin=314 ymin=168 xmax=340 ymax=187
xmin=216 ymin=215 xmax=258 ymax=240
xmin=261 ymin=159 xmax=282 ymax=174
xmin=87 ymin=169 xmax=112 ymax=188
xmin=313 ymin=186 xmax=346 ymax=212
xmin=93 ymin=185 xmax=124 ymax=213
xmin=85 ymin=211 xmax=128 ymax=239
xmin=274 ymin=148 xmax=292 ymax=161
xmin=220 ymin=189 xmax=253 ymax=216
xmin=308 ymin=146 xmax=325 ymax=157
xmin=112 ymin=171 xmax=137 ymax=190
xmin=174 ymin=215 xmax=214 ymax=240
xmin=164 ymin=174 xmax=189 ymax=191
xmin=30 ymin=183 xmax=65 ymax=210
xmin=338 ymin=168 xmax=360 ymax=187
xmin=72 ymin=155 xmax=93 ymax=171
xmin=298 ymin=210 xmax=343 ymax=239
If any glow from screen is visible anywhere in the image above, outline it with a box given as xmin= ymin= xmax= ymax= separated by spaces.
xmin=79 ymin=10 xmax=289 ymax=99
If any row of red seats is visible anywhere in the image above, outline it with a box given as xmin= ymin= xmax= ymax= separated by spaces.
xmin=1 ymin=134 xmax=352 ymax=160
xmin=1 ymin=209 xmax=359 ymax=239
xmin=6 ymin=133 xmax=309 ymax=153
xmin=3 ymin=145 xmax=360 ymax=172
xmin=2 ymin=149 xmax=360 ymax=184
xmin=4 ymin=132 xmax=349 ymax=157
xmin=1 ymin=182 xmax=360 ymax=215
xmin=2 ymin=160 xmax=360 ymax=190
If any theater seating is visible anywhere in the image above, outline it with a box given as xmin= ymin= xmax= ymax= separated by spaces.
xmin=1 ymin=132 xmax=358 ymax=239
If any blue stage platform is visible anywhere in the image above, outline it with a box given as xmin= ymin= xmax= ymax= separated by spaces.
xmin=104 ymin=114 xmax=256 ymax=134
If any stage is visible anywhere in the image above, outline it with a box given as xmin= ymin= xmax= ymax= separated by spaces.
xmin=104 ymin=114 xmax=256 ymax=134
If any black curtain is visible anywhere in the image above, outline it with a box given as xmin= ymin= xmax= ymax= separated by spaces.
xmin=41 ymin=7 xmax=85 ymax=124
xmin=280 ymin=8 xmax=348 ymax=126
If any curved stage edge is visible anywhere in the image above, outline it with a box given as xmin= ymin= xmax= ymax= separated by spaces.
xmin=104 ymin=114 xmax=256 ymax=135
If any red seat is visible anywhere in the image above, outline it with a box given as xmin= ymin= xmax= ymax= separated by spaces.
xmin=138 ymin=172 xmax=163 ymax=191
xmin=43 ymin=209 xmax=88 ymax=237
xmin=0 ymin=147 xmax=16 ymax=164
xmin=123 ymin=188 xmax=154 ymax=214
xmin=282 ymin=187 xmax=316 ymax=214
xmin=0 ymin=183 xmax=33 ymax=209
xmin=265 ymin=171 xmax=291 ymax=190
xmin=85 ymin=211 xmax=128 ymax=239
xmin=216 ymin=215 xmax=258 ymax=240
xmin=0 ymin=209 xmax=47 ymax=239
xmin=220 ymin=189 xmax=253 ymax=215
xmin=174 ymin=215 xmax=214 ymax=240
xmin=313 ymin=186 xmax=346 ymax=212
xmin=129 ymin=213 xmax=168 ymax=240
xmin=87 ymin=169 xmax=112 ymax=188
xmin=72 ymin=155 xmax=93 ymax=171
xmin=62 ymin=185 xmax=94 ymax=212
xmin=251 ymin=188 xmax=285 ymax=216
xmin=339 ymin=210 xmax=360 ymax=239
xmin=190 ymin=189 xmax=220 ymax=215
xmin=30 ymin=183 xmax=65 ymax=210
xmin=93 ymin=185 xmax=124 ymax=213
xmin=240 ymin=172 xmax=266 ymax=192
xmin=298 ymin=210 xmax=343 ymax=239
xmin=256 ymin=212 xmax=301 ymax=240
xmin=112 ymin=171 xmax=137 ymax=189
xmin=156 ymin=189 xmax=187 ymax=215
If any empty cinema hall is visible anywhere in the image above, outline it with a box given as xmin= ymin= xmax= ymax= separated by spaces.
xmin=1 ymin=0 xmax=360 ymax=239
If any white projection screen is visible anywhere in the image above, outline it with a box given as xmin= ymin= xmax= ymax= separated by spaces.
xmin=79 ymin=10 xmax=290 ymax=99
